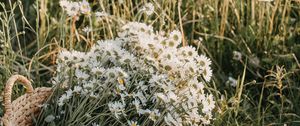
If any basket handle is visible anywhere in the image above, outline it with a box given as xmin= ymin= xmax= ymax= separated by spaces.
xmin=4 ymin=75 xmax=34 ymax=117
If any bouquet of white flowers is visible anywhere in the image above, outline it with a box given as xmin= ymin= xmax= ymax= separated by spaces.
xmin=37 ymin=21 xmax=216 ymax=126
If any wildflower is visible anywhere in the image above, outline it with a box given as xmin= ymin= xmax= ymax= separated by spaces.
xmin=132 ymin=99 xmax=140 ymax=111
xmin=120 ymin=53 xmax=136 ymax=64
xmin=115 ymin=67 xmax=129 ymax=78
xmin=58 ymin=51 xmax=72 ymax=61
xmin=196 ymin=55 xmax=211 ymax=69
xmin=195 ymin=82 xmax=204 ymax=91
xmin=75 ymin=68 xmax=90 ymax=80
xmin=185 ymin=109 xmax=201 ymax=125
xmin=119 ymin=92 xmax=128 ymax=105
xmin=91 ymin=67 xmax=106 ymax=75
xmin=137 ymin=109 xmax=151 ymax=115
xmin=164 ymin=112 xmax=182 ymax=126
xmin=156 ymin=93 xmax=170 ymax=103
xmin=169 ymin=30 xmax=182 ymax=47
xmin=167 ymin=91 xmax=178 ymax=103
xmin=108 ymin=101 xmax=126 ymax=118
xmin=178 ymin=46 xmax=197 ymax=60
xmin=65 ymin=2 xmax=80 ymax=17
xmin=83 ymin=82 xmax=94 ymax=90
xmin=66 ymin=89 xmax=73 ymax=98
xmin=119 ymin=22 xmax=153 ymax=38
xmin=233 ymin=51 xmax=242 ymax=61
xmin=134 ymin=91 xmax=147 ymax=106
xmin=71 ymin=50 xmax=87 ymax=62
xmin=44 ymin=115 xmax=55 ymax=122
xmin=137 ymin=81 xmax=148 ymax=91
xmin=58 ymin=93 xmax=72 ymax=106
xmin=202 ymin=94 xmax=215 ymax=114
xmin=127 ymin=121 xmax=139 ymax=126
xmin=73 ymin=86 xmax=82 ymax=93
xmin=202 ymin=66 xmax=213 ymax=82
xmin=79 ymin=0 xmax=91 ymax=15
xmin=160 ymin=59 xmax=180 ymax=72
xmin=59 ymin=0 xmax=69 ymax=9
xmin=95 ymin=11 xmax=109 ymax=17
xmin=60 ymin=0 xmax=91 ymax=17
xmin=227 ymin=77 xmax=238 ymax=87
xmin=141 ymin=3 xmax=154 ymax=16
xmin=149 ymin=109 xmax=161 ymax=121
xmin=52 ymin=21 xmax=216 ymax=125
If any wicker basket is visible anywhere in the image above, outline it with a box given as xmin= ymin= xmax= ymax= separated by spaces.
xmin=2 ymin=75 xmax=52 ymax=126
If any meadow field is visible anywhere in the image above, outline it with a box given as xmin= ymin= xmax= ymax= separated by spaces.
xmin=0 ymin=0 xmax=300 ymax=125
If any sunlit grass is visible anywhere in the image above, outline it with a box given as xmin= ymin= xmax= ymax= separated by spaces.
xmin=0 ymin=0 xmax=299 ymax=125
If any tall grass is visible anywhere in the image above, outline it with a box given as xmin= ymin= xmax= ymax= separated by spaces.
xmin=0 ymin=0 xmax=299 ymax=125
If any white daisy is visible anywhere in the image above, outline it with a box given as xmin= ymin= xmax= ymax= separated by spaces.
xmin=169 ymin=30 xmax=182 ymax=47
xmin=58 ymin=51 xmax=72 ymax=61
xmin=108 ymin=101 xmax=126 ymax=119
xmin=137 ymin=109 xmax=151 ymax=115
xmin=75 ymin=68 xmax=90 ymax=80
xmin=141 ymin=3 xmax=154 ymax=16
xmin=167 ymin=91 xmax=178 ymax=103
xmin=155 ymin=93 xmax=170 ymax=103
xmin=79 ymin=0 xmax=91 ymax=15
xmin=226 ymin=76 xmax=238 ymax=87
xmin=73 ymin=86 xmax=82 ymax=93
xmin=132 ymin=99 xmax=140 ymax=110
xmin=202 ymin=66 xmax=213 ymax=82
xmin=177 ymin=46 xmax=197 ymax=60
xmin=58 ymin=93 xmax=71 ymax=106
xmin=202 ymin=94 xmax=215 ymax=114
xmin=196 ymin=54 xmax=212 ymax=69
xmin=164 ymin=112 xmax=183 ymax=126
xmin=233 ymin=51 xmax=242 ymax=61
xmin=127 ymin=120 xmax=139 ymax=126
xmin=91 ymin=67 xmax=106 ymax=75
xmin=65 ymin=2 xmax=80 ymax=17
xmin=66 ymin=89 xmax=73 ymax=98
xmin=83 ymin=82 xmax=94 ymax=90
xmin=133 ymin=91 xmax=147 ymax=106
xmin=59 ymin=0 xmax=69 ymax=9
xmin=95 ymin=11 xmax=109 ymax=17
xmin=148 ymin=109 xmax=161 ymax=121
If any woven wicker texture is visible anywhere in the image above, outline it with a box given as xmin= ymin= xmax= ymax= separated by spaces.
xmin=2 ymin=75 xmax=52 ymax=126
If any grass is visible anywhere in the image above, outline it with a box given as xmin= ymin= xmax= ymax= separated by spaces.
xmin=0 ymin=0 xmax=300 ymax=125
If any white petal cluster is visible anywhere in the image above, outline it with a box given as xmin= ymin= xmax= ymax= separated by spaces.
xmin=59 ymin=0 xmax=91 ymax=17
xmin=53 ymin=21 xmax=215 ymax=125
xmin=108 ymin=101 xmax=126 ymax=118
xmin=94 ymin=11 xmax=110 ymax=22
xmin=141 ymin=3 xmax=155 ymax=16
xmin=227 ymin=76 xmax=238 ymax=87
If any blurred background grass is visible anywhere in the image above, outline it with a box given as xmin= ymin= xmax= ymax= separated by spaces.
xmin=0 ymin=0 xmax=299 ymax=125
